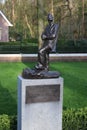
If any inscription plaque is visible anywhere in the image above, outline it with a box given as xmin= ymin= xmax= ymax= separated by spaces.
xmin=26 ymin=85 xmax=60 ymax=104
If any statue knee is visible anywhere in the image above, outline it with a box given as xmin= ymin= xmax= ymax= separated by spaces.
xmin=39 ymin=48 xmax=45 ymax=54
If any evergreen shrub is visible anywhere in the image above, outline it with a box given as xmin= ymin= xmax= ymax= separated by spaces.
xmin=0 ymin=114 xmax=10 ymax=130
xmin=0 ymin=108 xmax=87 ymax=130
xmin=63 ymin=107 xmax=87 ymax=130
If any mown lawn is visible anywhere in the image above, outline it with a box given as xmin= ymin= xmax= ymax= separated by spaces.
xmin=51 ymin=62 xmax=87 ymax=110
xmin=0 ymin=62 xmax=87 ymax=115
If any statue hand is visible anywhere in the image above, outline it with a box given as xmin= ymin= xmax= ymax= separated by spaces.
xmin=41 ymin=34 xmax=47 ymax=40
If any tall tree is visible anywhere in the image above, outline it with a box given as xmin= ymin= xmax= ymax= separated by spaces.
xmin=82 ymin=0 xmax=85 ymax=38
xmin=11 ymin=0 xmax=15 ymax=23
xmin=51 ymin=0 xmax=54 ymax=15
xmin=37 ymin=0 xmax=44 ymax=49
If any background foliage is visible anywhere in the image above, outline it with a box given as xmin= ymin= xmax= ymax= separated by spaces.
xmin=0 ymin=0 xmax=87 ymax=44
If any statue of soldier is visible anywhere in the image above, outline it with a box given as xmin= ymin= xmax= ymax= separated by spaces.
xmin=35 ymin=13 xmax=59 ymax=71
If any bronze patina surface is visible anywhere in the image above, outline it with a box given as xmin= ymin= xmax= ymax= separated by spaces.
xmin=22 ymin=13 xmax=60 ymax=79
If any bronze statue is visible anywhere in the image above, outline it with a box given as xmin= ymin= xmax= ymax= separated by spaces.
xmin=22 ymin=13 xmax=60 ymax=79
xmin=35 ymin=14 xmax=59 ymax=71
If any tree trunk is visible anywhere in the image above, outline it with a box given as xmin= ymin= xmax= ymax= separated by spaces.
xmin=12 ymin=0 xmax=15 ymax=24
xmin=25 ymin=14 xmax=34 ymax=38
xmin=51 ymin=0 xmax=54 ymax=15
xmin=37 ymin=0 xmax=44 ymax=49
xmin=82 ymin=0 xmax=84 ymax=38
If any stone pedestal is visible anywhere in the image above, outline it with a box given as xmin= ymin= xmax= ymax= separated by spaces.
xmin=17 ymin=76 xmax=63 ymax=130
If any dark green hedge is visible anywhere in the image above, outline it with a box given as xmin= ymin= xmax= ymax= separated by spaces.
xmin=57 ymin=39 xmax=87 ymax=53
xmin=0 ymin=40 xmax=87 ymax=53
xmin=0 ymin=42 xmax=38 ymax=54
xmin=0 ymin=108 xmax=87 ymax=130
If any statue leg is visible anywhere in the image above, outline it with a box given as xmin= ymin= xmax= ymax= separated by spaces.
xmin=45 ymin=53 xmax=49 ymax=70
xmin=35 ymin=46 xmax=51 ymax=70
xmin=37 ymin=48 xmax=46 ymax=69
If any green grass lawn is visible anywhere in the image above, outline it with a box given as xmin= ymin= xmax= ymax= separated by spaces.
xmin=0 ymin=62 xmax=87 ymax=115
xmin=51 ymin=62 xmax=87 ymax=110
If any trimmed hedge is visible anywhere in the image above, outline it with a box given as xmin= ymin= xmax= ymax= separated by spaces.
xmin=0 ymin=115 xmax=17 ymax=130
xmin=57 ymin=39 xmax=87 ymax=53
xmin=0 ymin=42 xmax=38 ymax=54
xmin=63 ymin=108 xmax=87 ymax=130
xmin=10 ymin=115 xmax=17 ymax=130
xmin=0 ymin=114 xmax=10 ymax=130
xmin=0 ymin=40 xmax=87 ymax=53
xmin=0 ymin=108 xmax=87 ymax=130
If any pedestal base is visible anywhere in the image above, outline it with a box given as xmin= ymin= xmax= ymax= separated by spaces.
xmin=17 ymin=76 xmax=63 ymax=130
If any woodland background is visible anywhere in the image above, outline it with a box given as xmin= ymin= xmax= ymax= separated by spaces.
xmin=0 ymin=0 xmax=87 ymax=47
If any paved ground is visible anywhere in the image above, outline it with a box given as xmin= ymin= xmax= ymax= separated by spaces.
xmin=0 ymin=53 xmax=87 ymax=62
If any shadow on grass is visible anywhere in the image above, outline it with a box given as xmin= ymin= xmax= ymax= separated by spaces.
xmin=0 ymin=82 xmax=17 ymax=115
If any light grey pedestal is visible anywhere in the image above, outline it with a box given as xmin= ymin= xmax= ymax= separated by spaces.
xmin=18 ymin=76 xmax=63 ymax=130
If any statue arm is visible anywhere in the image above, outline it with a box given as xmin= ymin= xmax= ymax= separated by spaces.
xmin=41 ymin=33 xmax=47 ymax=40
xmin=41 ymin=33 xmax=56 ymax=40
xmin=47 ymin=24 xmax=59 ymax=40
xmin=41 ymin=24 xmax=59 ymax=40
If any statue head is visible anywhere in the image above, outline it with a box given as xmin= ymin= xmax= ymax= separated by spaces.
xmin=47 ymin=13 xmax=54 ymax=21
